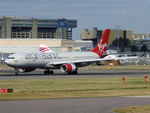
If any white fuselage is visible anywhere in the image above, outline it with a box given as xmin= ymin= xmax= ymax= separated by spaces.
xmin=5 ymin=51 xmax=100 ymax=69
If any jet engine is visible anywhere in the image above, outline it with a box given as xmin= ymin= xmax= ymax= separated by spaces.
xmin=60 ymin=64 xmax=77 ymax=73
xmin=18 ymin=68 xmax=35 ymax=72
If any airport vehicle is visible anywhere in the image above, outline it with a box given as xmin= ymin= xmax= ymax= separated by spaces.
xmin=5 ymin=29 xmax=111 ymax=75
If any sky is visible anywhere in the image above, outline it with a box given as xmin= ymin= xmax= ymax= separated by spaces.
xmin=0 ymin=0 xmax=150 ymax=40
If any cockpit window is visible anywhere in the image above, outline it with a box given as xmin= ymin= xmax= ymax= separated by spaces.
xmin=8 ymin=57 xmax=15 ymax=59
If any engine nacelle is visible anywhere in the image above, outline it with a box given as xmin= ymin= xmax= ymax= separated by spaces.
xmin=18 ymin=68 xmax=35 ymax=72
xmin=60 ymin=64 xmax=77 ymax=73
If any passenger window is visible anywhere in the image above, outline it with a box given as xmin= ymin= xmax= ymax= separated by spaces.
xmin=8 ymin=57 xmax=15 ymax=59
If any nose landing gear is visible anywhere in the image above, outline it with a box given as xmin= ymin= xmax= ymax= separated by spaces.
xmin=15 ymin=68 xmax=19 ymax=75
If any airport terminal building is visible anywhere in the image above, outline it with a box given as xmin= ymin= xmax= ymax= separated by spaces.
xmin=0 ymin=16 xmax=77 ymax=40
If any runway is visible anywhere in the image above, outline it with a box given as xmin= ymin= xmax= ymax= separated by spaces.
xmin=0 ymin=69 xmax=150 ymax=113
xmin=0 ymin=69 xmax=150 ymax=79
xmin=0 ymin=97 xmax=150 ymax=113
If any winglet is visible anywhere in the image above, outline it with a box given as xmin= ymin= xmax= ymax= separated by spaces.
xmin=91 ymin=29 xmax=111 ymax=58
xmin=39 ymin=44 xmax=54 ymax=53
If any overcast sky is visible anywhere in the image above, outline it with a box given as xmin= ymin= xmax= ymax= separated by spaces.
xmin=0 ymin=0 xmax=150 ymax=39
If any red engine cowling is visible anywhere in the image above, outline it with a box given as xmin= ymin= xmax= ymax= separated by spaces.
xmin=18 ymin=68 xmax=35 ymax=72
xmin=60 ymin=64 xmax=77 ymax=73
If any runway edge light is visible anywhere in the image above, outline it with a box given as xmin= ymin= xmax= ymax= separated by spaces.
xmin=0 ymin=89 xmax=8 ymax=93
xmin=0 ymin=88 xmax=13 ymax=93
xmin=144 ymin=76 xmax=149 ymax=84
xmin=122 ymin=77 xmax=126 ymax=84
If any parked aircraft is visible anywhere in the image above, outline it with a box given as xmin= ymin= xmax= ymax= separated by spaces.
xmin=5 ymin=29 xmax=111 ymax=75
xmin=106 ymin=50 xmax=118 ymax=54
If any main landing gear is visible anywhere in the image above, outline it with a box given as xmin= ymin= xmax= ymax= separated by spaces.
xmin=44 ymin=69 xmax=54 ymax=75
xmin=15 ymin=68 xmax=19 ymax=75
xmin=68 ymin=70 xmax=78 ymax=75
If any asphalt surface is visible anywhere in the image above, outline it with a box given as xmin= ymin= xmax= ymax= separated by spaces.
xmin=0 ymin=97 xmax=150 ymax=113
xmin=0 ymin=69 xmax=150 ymax=113
xmin=0 ymin=69 xmax=150 ymax=79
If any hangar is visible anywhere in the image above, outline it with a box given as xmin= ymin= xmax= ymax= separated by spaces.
xmin=0 ymin=39 xmax=93 ymax=53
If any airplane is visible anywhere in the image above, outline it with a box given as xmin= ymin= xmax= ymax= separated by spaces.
xmin=106 ymin=50 xmax=118 ymax=54
xmin=5 ymin=29 xmax=112 ymax=75
xmin=39 ymin=44 xmax=54 ymax=53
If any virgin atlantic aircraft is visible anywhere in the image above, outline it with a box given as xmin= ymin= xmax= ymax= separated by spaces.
xmin=5 ymin=29 xmax=111 ymax=75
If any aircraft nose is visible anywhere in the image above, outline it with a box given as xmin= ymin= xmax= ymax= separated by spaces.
xmin=4 ymin=59 xmax=13 ymax=66
xmin=4 ymin=59 xmax=9 ymax=65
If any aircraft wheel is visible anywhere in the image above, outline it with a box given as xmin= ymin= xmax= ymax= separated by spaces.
xmin=44 ymin=70 xmax=54 ymax=75
xmin=68 ymin=70 xmax=78 ymax=75
xmin=44 ymin=70 xmax=48 ymax=75
xmin=73 ymin=70 xmax=78 ymax=74
xmin=49 ymin=70 xmax=54 ymax=75
xmin=15 ymin=68 xmax=19 ymax=75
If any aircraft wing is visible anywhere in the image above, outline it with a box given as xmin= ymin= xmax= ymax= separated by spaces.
xmin=48 ymin=56 xmax=136 ymax=65
xmin=49 ymin=58 xmax=106 ymax=65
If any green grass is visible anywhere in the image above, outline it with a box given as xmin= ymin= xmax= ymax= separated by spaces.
xmin=0 ymin=77 xmax=150 ymax=100
xmin=0 ymin=64 xmax=13 ymax=69
xmin=82 ymin=65 xmax=150 ymax=70
xmin=113 ymin=105 xmax=150 ymax=113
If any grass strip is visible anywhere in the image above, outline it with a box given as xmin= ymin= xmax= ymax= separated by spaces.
xmin=113 ymin=105 xmax=150 ymax=113
xmin=0 ymin=77 xmax=150 ymax=100
xmin=82 ymin=65 xmax=150 ymax=70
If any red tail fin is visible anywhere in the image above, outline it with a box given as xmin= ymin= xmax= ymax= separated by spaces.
xmin=91 ymin=29 xmax=111 ymax=58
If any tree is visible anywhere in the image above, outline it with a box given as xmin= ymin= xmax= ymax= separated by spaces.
xmin=111 ymin=37 xmax=131 ymax=51
xmin=131 ymin=45 xmax=139 ymax=51
xmin=140 ymin=44 xmax=148 ymax=52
